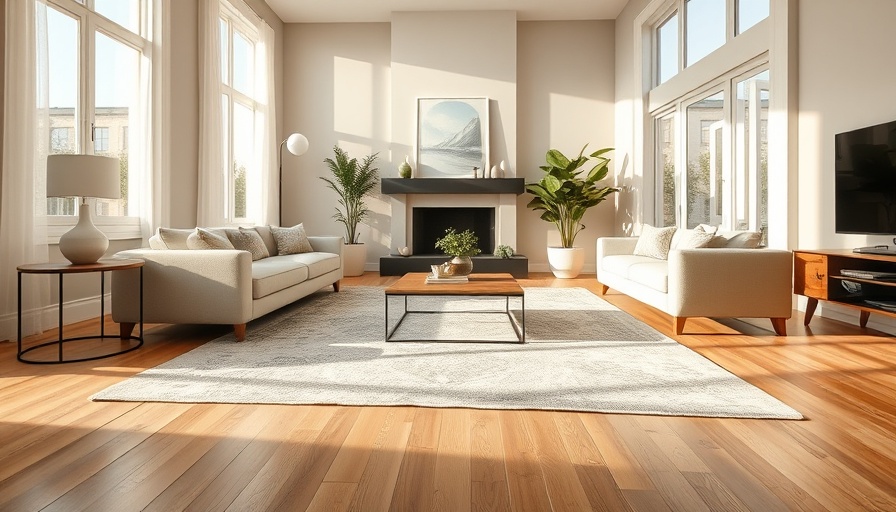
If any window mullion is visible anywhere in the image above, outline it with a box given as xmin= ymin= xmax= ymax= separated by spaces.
xmin=84 ymin=15 xmax=96 ymax=155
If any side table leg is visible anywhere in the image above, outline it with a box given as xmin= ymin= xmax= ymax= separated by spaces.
xmin=17 ymin=271 xmax=22 ymax=361
xmin=804 ymin=297 xmax=818 ymax=326
xmin=58 ymin=273 xmax=64 ymax=362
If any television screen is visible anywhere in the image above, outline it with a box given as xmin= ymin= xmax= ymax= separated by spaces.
xmin=835 ymin=119 xmax=896 ymax=235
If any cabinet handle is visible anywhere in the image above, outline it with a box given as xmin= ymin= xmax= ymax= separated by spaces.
xmin=815 ymin=271 xmax=825 ymax=279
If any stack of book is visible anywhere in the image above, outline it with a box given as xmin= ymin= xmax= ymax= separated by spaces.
xmin=425 ymin=274 xmax=469 ymax=284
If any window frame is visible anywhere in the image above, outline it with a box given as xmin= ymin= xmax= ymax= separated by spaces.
xmin=45 ymin=0 xmax=152 ymax=242
xmin=218 ymin=2 xmax=264 ymax=225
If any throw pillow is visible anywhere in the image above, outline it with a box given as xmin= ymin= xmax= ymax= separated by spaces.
xmin=254 ymin=225 xmax=279 ymax=256
xmin=226 ymin=228 xmax=270 ymax=261
xmin=186 ymin=228 xmax=235 ymax=250
xmin=633 ymin=224 xmax=677 ymax=259
xmin=157 ymin=227 xmax=193 ymax=250
xmin=696 ymin=224 xmax=719 ymax=236
xmin=271 ymin=223 xmax=314 ymax=255
xmin=673 ymin=229 xmax=715 ymax=249
xmin=706 ymin=230 xmax=762 ymax=248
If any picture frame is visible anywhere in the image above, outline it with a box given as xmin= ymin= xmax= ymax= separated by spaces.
xmin=416 ymin=97 xmax=489 ymax=178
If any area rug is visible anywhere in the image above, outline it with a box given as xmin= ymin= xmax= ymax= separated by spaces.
xmin=91 ymin=286 xmax=802 ymax=419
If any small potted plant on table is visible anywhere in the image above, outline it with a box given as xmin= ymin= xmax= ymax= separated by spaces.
xmin=434 ymin=228 xmax=481 ymax=276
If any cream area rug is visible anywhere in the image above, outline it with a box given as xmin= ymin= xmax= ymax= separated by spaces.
xmin=92 ymin=286 xmax=802 ymax=419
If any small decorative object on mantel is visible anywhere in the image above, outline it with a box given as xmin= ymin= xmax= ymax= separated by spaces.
xmin=434 ymin=227 xmax=481 ymax=276
xmin=397 ymin=246 xmax=411 ymax=256
xmin=472 ymin=166 xmax=480 ymax=178
xmin=500 ymin=159 xmax=508 ymax=176
xmin=489 ymin=165 xmax=499 ymax=178
xmin=398 ymin=156 xmax=413 ymax=178
xmin=494 ymin=244 xmax=514 ymax=259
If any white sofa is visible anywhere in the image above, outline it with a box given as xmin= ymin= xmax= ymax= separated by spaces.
xmin=111 ymin=227 xmax=343 ymax=341
xmin=596 ymin=233 xmax=793 ymax=335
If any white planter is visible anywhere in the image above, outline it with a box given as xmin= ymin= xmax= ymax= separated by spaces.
xmin=343 ymin=243 xmax=367 ymax=277
xmin=547 ymin=246 xmax=585 ymax=279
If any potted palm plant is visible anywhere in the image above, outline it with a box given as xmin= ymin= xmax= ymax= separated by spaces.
xmin=525 ymin=145 xmax=617 ymax=278
xmin=321 ymin=145 xmax=379 ymax=276
xmin=434 ymin=227 xmax=481 ymax=276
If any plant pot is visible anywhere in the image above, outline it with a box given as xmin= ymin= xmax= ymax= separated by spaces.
xmin=343 ymin=243 xmax=367 ymax=277
xmin=445 ymin=255 xmax=473 ymax=276
xmin=547 ymin=246 xmax=584 ymax=279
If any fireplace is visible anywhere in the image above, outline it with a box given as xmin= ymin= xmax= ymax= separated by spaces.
xmin=379 ymin=178 xmax=527 ymax=277
xmin=412 ymin=207 xmax=495 ymax=256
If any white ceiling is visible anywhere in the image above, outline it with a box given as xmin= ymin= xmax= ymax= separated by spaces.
xmin=263 ymin=0 xmax=629 ymax=23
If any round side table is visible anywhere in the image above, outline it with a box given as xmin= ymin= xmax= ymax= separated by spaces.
xmin=17 ymin=258 xmax=144 ymax=364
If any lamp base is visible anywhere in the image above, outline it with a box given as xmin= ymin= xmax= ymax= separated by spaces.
xmin=59 ymin=203 xmax=109 ymax=265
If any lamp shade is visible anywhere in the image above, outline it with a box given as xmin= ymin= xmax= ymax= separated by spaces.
xmin=47 ymin=154 xmax=121 ymax=199
xmin=285 ymin=133 xmax=309 ymax=157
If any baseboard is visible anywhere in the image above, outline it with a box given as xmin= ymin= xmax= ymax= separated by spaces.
xmin=528 ymin=263 xmax=597 ymax=275
xmin=0 ymin=293 xmax=111 ymax=342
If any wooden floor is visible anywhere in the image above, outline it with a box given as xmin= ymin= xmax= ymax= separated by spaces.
xmin=1 ymin=273 xmax=895 ymax=511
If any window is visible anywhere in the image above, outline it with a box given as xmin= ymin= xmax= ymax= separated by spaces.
xmin=219 ymin=3 xmax=265 ymax=223
xmin=657 ymin=12 xmax=678 ymax=85
xmin=656 ymin=0 xmax=769 ymax=80
xmin=42 ymin=0 xmax=152 ymax=229
xmin=50 ymin=127 xmax=71 ymax=152
xmin=648 ymin=0 xmax=771 ymax=242
xmin=94 ymin=126 xmax=109 ymax=152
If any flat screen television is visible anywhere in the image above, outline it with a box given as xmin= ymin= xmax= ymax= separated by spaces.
xmin=835 ymin=119 xmax=896 ymax=251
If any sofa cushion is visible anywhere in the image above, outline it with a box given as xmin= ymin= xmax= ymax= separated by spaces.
xmin=251 ymin=257 xmax=310 ymax=299
xmin=226 ymin=228 xmax=270 ymax=261
xmin=157 ymin=227 xmax=193 ymax=249
xmin=187 ymin=228 xmax=235 ymax=250
xmin=254 ymin=225 xmax=279 ymax=256
xmin=277 ymin=252 xmax=341 ymax=279
xmin=602 ymin=255 xmax=668 ymax=293
xmin=633 ymin=225 xmax=677 ymax=259
xmin=272 ymin=223 xmax=314 ymax=255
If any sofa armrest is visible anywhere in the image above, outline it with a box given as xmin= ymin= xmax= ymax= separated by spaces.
xmin=111 ymin=249 xmax=253 ymax=325
xmin=668 ymin=248 xmax=793 ymax=318
xmin=597 ymin=237 xmax=638 ymax=260
xmin=308 ymin=236 xmax=344 ymax=258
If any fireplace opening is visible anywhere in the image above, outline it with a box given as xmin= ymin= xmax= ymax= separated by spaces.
xmin=412 ymin=207 xmax=495 ymax=256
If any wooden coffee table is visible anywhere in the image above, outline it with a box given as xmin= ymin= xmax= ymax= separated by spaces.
xmin=384 ymin=272 xmax=525 ymax=343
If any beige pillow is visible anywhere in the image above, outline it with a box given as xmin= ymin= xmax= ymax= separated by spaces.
xmin=254 ymin=225 xmax=279 ymax=256
xmin=186 ymin=228 xmax=235 ymax=250
xmin=271 ymin=223 xmax=314 ymax=255
xmin=226 ymin=228 xmax=270 ymax=261
xmin=633 ymin=225 xmax=677 ymax=259
xmin=672 ymin=229 xmax=715 ymax=249
xmin=157 ymin=227 xmax=193 ymax=249
xmin=707 ymin=230 xmax=762 ymax=248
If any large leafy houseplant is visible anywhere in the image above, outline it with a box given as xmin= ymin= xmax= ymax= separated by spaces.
xmin=321 ymin=146 xmax=379 ymax=244
xmin=525 ymin=145 xmax=618 ymax=248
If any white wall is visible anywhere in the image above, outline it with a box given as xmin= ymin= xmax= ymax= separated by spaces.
xmin=282 ymin=14 xmax=617 ymax=272
xmin=518 ymin=20 xmax=616 ymax=271
xmin=282 ymin=22 xmax=392 ymax=264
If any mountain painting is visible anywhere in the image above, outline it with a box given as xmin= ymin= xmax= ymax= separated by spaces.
xmin=417 ymin=97 xmax=489 ymax=178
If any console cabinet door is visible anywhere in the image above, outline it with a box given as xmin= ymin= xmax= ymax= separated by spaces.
xmin=794 ymin=252 xmax=828 ymax=299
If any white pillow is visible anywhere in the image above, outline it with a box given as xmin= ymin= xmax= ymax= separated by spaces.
xmin=633 ymin=225 xmax=677 ymax=259
xmin=186 ymin=228 xmax=235 ymax=250
xmin=157 ymin=227 xmax=193 ymax=249
xmin=707 ymin=230 xmax=762 ymax=248
xmin=672 ymin=229 xmax=715 ymax=249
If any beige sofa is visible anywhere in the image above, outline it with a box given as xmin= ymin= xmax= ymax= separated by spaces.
xmin=111 ymin=227 xmax=343 ymax=341
xmin=596 ymin=233 xmax=793 ymax=335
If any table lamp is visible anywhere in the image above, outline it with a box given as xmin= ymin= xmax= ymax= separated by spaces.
xmin=279 ymin=132 xmax=309 ymax=225
xmin=47 ymin=154 xmax=121 ymax=265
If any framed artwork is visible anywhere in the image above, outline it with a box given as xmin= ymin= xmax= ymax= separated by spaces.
xmin=416 ymin=97 xmax=489 ymax=178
